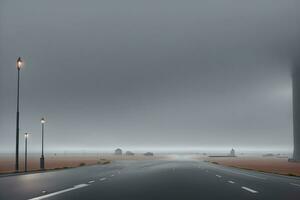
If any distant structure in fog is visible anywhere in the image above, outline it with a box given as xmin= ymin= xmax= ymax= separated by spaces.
xmin=229 ymin=148 xmax=236 ymax=157
xmin=125 ymin=151 xmax=135 ymax=156
xmin=144 ymin=152 xmax=154 ymax=156
xmin=262 ymin=153 xmax=274 ymax=157
xmin=114 ymin=148 xmax=122 ymax=155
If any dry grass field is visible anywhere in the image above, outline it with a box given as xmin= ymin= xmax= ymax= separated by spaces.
xmin=0 ymin=153 xmax=165 ymax=174
xmin=206 ymin=156 xmax=300 ymax=176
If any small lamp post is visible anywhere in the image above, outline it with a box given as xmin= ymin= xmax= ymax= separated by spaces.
xmin=15 ymin=57 xmax=23 ymax=172
xmin=40 ymin=117 xmax=46 ymax=170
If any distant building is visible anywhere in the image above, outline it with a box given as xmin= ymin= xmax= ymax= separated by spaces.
xmin=125 ymin=151 xmax=135 ymax=156
xmin=144 ymin=152 xmax=154 ymax=156
xmin=229 ymin=148 xmax=236 ymax=157
xmin=114 ymin=148 xmax=122 ymax=155
xmin=262 ymin=153 xmax=274 ymax=157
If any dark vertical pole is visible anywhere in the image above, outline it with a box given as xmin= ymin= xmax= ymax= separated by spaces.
xmin=15 ymin=68 xmax=20 ymax=171
xmin=42 ymin=123 xmax=44 ymax=156
xmin=40 ymin=122 xmax=45 ymax=170
xmin=25 ymin=135 xmax=27 ymax=172
xmin=293 ymin=66 xmax=300 ymax=161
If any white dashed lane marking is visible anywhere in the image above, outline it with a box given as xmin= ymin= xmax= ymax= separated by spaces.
xmin=228 ymin=181 xmax=235 ymax=184
xmin=28 ymin=184 xmax=89 ymax=200
xmin=100 ymin=177 xmax=106 ymax=181
xmin=290 ymin=183 xmax=300 ymax=187
xmin=241 ymin=186 xmax=258 ymax=193
xmin=88 ymin=180 xmax=95 ymax=184
xmin=216 ymin=175 xmax=222 ymax=178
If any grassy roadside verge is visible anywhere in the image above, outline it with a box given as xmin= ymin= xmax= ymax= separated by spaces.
xmin=0 ymin=158 xmax=111 ymax=176
xmin=205 ymin=160 xmax=300 ymax=178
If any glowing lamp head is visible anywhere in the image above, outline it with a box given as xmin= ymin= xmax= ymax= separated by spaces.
xmin=41 ymin=118 xmax=46 ymax=124
xmin=24 ymin=133 xmax=29 ymax=138
xmin=16 ymin=57 xmax=23 ymax=70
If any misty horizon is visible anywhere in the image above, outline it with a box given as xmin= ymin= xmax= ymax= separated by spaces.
xmin=1 ymin=0 xmax=300 ymax=153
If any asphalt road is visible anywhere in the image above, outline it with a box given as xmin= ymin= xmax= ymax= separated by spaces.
xmin=0 ymin=159 xmax=300 ymax=200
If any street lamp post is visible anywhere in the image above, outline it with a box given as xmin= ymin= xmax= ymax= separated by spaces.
xmin=24 ymin=133 xmax=29 ymax=172
xmin=40 ymin=118 xmax=46 ymax=170
xmin=15 ymin=57 xmax=23 ymax=172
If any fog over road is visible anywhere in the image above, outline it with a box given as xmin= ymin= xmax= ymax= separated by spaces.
xmin=0 ymin=159 xmax=300 ymax=200
xmin=1 ymin=0 xmax=300 ymax=152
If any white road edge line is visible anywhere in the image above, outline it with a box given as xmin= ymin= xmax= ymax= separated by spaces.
xmin=209 ymin=164 xmax=266 ymax=180
xmin=28 ymin=184 xmax=89 ymax=200
xmin=241 ymin=186 xmax=258 ymax=193
xmin=216 ymin=175 xmax=222 ymax=178
xmin=88 ymin=180 xmax=95 ymax=184
xmin=228 ymin=181 xmax=235 ymax=184
xmin=100 ymin=177 xmax=106 ymax=181
xmin=290 ymin=183 xmax=300 ymax=187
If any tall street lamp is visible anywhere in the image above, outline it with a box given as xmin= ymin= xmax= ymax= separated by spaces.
xmin=24 ymin=133 xmax=29 ymax=172
xmin=15 ymin=57 xmax=23 ymax=171
xmin=40 ymin=117 xmax=46 ymax=170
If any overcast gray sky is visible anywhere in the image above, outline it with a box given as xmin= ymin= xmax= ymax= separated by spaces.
xmin=1 ymin=0 xmax=300 ymax=153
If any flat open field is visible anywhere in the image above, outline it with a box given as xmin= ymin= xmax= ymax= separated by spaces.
xmin=205 ymin=156 xmax=300 ymax=176
xmin=0 ymin=153 xmax=165 ymax=173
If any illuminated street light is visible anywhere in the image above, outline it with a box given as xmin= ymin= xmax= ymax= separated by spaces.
xmin=41 ymin=118 xmax=46 ymax=124
xmin=40 ymin=117 xmax=46 ymax=170
xmin=17 ymin=57 xmax=23 ymax=69
xmin=15 ymin=57 xmax=23 ymax=172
